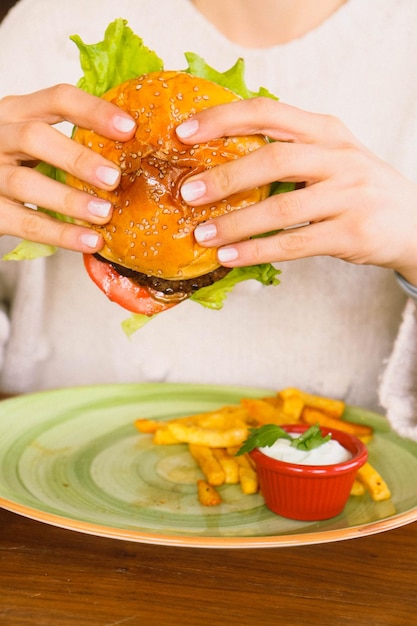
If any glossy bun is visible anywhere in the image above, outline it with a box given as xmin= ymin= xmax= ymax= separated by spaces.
xmin=67 ymin=71 xmax=270 ymax=280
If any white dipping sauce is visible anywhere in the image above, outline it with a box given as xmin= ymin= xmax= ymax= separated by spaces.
xmin=259 ymin=435 xmax=352 ymax=466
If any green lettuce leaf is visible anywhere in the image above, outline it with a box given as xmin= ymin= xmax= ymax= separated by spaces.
xmin=121 ymin=313 xmax=156 ymax=337
xmin=190 ymin=264 xmax=281 ymax=310
xmin=70 ymin=18 xmax=163 ymax=97
xmin=184 ymin=53 xmax=278 ymax=100
xmin=2 ymin=240 xmax=57 ymax=261
xmin=120 ymin=264 xmax=281 ymax=337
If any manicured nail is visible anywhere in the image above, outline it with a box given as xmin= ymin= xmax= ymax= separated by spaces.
xmin=80 ymin=232 xmax=100 ymax=248
xmin=181 ymin=180 xmax=206 ymax=203
xmin=113 ymin=115 xmax=136 ymax=133
xmin=194 ymin=222 xmax=217 ymax=243
xmin=96 ymin=166 xmax=120 ymax=186
xmin=88 ymin=198 xmax=112 ymax=218
xmin=176 ymin=119 xmax=199 ymax=139
xmin=218 ymin=246 xmax=239 ymax=263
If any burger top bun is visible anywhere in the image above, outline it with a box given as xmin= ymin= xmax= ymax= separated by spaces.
xmin=67 ymin=71 xmax=271 ymax=281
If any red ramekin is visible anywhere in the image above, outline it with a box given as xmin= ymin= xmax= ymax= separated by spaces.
xmin=249 ymin=424 xmax=368 ymax=521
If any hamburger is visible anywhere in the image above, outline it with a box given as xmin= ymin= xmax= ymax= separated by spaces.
xmin=5 ymin=19 xmax=283 ymax=332
xmin=67 ymin=69 xmax=272 ymax=318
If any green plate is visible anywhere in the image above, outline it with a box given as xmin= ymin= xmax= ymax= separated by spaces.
xmin=0 ymin=383 xmax=416 ymax=548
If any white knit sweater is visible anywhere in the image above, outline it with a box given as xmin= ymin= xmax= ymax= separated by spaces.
xmin=0 ymin=0 xmax=416 ymax=439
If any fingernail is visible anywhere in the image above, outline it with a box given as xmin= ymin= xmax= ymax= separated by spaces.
xmin=113 ymin=115 xmax=136 ymax=133
xmin=176 ymin=119 xmax=199 ymax=139
xmin=96 ymin=166 xmax=120 ymax=186
xmin=218 ymin=246 xmax=239 ymax=263
xmin=195 ymin=222 xmax=217 ymax=242
xmin=181 ymin=179 xmax=206 ymax=203
xmin=80 ymin=232 xmax=100 ymax=248
xmin=88 ymin=198 xmax=112 ymax=218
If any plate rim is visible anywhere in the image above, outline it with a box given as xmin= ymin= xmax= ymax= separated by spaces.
xmin=1 ymin=496 xmax=416 ymax=548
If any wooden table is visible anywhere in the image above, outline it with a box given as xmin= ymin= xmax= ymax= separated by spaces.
xmin=0 ymin=488 xmax=415 ymax=625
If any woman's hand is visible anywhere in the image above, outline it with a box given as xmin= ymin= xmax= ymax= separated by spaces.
xmin=176 ymin=98 xmax=417 ymax=285
xmin=0 ymin=83 xmax=136 ymax=252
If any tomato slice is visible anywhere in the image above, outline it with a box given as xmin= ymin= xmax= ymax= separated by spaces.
xmin=83 ymin=254 xmax=177 ymax=316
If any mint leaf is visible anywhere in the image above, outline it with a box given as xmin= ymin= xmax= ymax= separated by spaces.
xmin=236 ymin=423 xmax=331 ymax=456
xmin=292 ymin=423 xmax=331 ymax=451
xmin=236 ymin=424 xmax=291 ymax=455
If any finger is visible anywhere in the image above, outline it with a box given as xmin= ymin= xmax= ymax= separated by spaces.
xmin=215 ymin=220 xmax=346 ymax=267
xmin=194 ymin=186 xmax=325 ymax=247
xmin=0 ymin=121 xmax=121 ymax=190
xmin=0 ymin=84 xmax=136 ymax=140
xmin=0 ymin=164 xmax=113 ymax=224
xmin=0 ymin=200 xmax=103 ymax=253
xmin=176 ymin=98 xmax=354 ymax=146
xmin=181 ymin=141 xmax=333 ymax=205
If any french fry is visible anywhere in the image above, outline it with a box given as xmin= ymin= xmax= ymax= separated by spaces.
xmin=279 ymin=394 xmax=305 ymax=422
xmin=240 ymin=398 xmax=299 ymax=425
xmin=235 ymin=454 xmax=259 ymax=494
xmin=301 ymin=406 xmax=374 ymax=439
xmin=350 ymin=479 xmax=366 ymax=496
xmin=197 ymin=480 xmax=222 ymax=506
xmin=212 ymin=448 xmax=240 ymax=484
xmin=167 ymin=421 xmax=249 ymax=448
xmin=195 ymin=406 xmax=252 ymax=429
xmin=279 ymin=387 xmax=345 ymax=419
xmin=152 ymin=426 xmax=181 ymax=445
xmin=356 ymin=462 xmax=391 ymax=501
xmin=189 ymin=444 xmax=225 ymax=486
xmin=134 ymin=418 xmax=161 ymax=433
